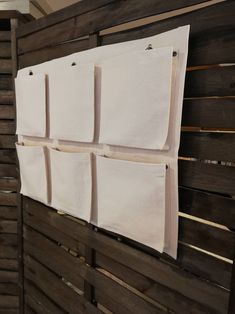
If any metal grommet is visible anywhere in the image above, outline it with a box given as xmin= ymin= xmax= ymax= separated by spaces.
xmin=71 ymin=62 xmax=76 ymax=66
xmin=29 ymin=70 xmax=33 ymax=75
xmin=173 ymin=51 xmax=177 ymax=57
xmin=145 ymin=44 xmax=153 ymax=50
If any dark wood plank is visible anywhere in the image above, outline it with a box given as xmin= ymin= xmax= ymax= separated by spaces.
xmin=179 ymin=217 xmax=235 ymax=259
xmin=18 ymin=38 xmax=89 ymax=69
xmin=182 ymin=98 xmax=235 ymax=129
xmin=0 ymin=32 xmax=10 ymax=42
xmin=0 ymin=121 xmax=15 ymax=135
xmin=23 ymin=198 xmax=229 ymax=314
xmin=0 ymin=207 xmax=17 ymax=220
xmin=0 ymin=259 xmax=18 ymax=271
xmin=0 ymin=192 xmax=17 ymax=206
xmin=0 ymin=135 xmax=16 ymax=149
xmin=0 ymin=179 xmax=18 ymax=192
xmin=185 ymin=66 xmax=235 ymax=97
xmin=0 ymin=42 xmax=11 ymax=58
xmin=96 ymin=251 xmax=217 ymax=314
xmin=16 ymin=0 xmax=208 ymax=39
xmin=0 ymin=234 xmax=17 ymax=246
xmin=179 ymin=132 xmax=235 ymax=162
xmin=0 ymin=150 xmax=16 ymax=164
xmin=0 ymin=106 xmax=15 ymax=119
xmin=25 ymin=280 xmax=65 ymax=314
xmin=24 ymin=228 xmax=84 ymax=292
xmin=24 ymin=255 xmax=99 ymax=314
xmin=179 ymin=187 xmax=235 ymax=229
xmin=229 ymin=249 xmax=235 ymax=314
xmin=0 ymin=271 xmax=17 ymax=283
xmin=0 ymin=220 xmax=17 ymax=234
xmin=102 ymin=1 xmax=235 ymax=67
xmin=0 ymin=283 xmax=18 ymax=295
xmin=177 ymin=243 xmax=232 ymax=289
xmin=179 ymin=160 xmax=235 ymax=195
xmin=0 ymin=60 xmax=12 ymax=74
xmin=0 ymin=78 xmax=12 ymax=91
xmin=0 ymin=246 xmax=17 ymax=259
xmin=0 ymin=295 xmax=18 ymax=308
xmin=0 ymin=164 xmax=16 ymax=177
xmin=0 ymin=310 xmax=19 ymax=314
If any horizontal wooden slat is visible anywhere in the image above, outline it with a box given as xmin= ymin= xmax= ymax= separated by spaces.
xmin=0 ymin=295 xmax=18 ymax=308
xmin=0 ymin=135 xmax=16 ymax=149
xmin=0 ymin=150 xmax=16 ymax=164
xmin=0 ymin=32 xmax=10 ymax=42
xmin=0 ymin=207 xmax=17 ymax=220
xmin=23 ymin=198 xmax=229 ymax=314
xmin=0 ymin=283 xmax=18 ymax=295
xmin=0 ymin=78 xmax=12 ymax=91
xmin=0 ymin=121 xmax=15 ymax=135
xmin=18 ymin=38 xmax=89 ymax=69
xmin=185 ymin=66 xmax=235 ymax=97
xmin=96 ymin=251 xmax=217 ymax=314
xmin=0 ymin=310 xmax=18 ymax=314
xmin=0 ymin=42 xmax=11 ymax=59
xmin=182 ymin=98 xmax=235 ymax=129
xmin=24 ymin=255 xmax=99 ymax=314
xmin=179 ymin=217 xmax=235 ymax=259
xmin=0 ymin=259 xmax=17 ymax=271
xmin=0 ymin=234 xmax=17 ymax=246
xmin=179 ymin=132 xmax=235 ymax=162
xmin=179 ymin=160 xmax=235 ymax=195
xmin=16 ymin=0 xmax=209 ymax=44
xmin=102 ymin=1 xmax=235 ymax=67
xmin=24 ymin=228 xmax=84 ymax=292
xmin=0 ymin=192 xmax=17 ymax=206
xmin=0 ymin=60 xmax=12 ymax=74
xmin=177 ymin=243 xmax=232 ymax=289
xmin=179 ymin=187 xmax=235 ymax=229
xmin=0 ymin=271 xmax=17 ymax=283
xmin=0 ymin=220 xmax=17 ymax=234
xmin=24 ymin=231 xmax=165 ymax=314
xmin=25 ymin=280 xmax=65 ymax=314
xmin=0 ymin=106 xmax=15 ymax=119
xmin=0 ymin=246 xmax=17 ymax=259
xmin=0 ymin=180 xmax=17 ymax=192
xmin=0 ymin=164 xmax=16 ymax=177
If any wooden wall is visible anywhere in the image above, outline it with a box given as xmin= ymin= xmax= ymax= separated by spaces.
xmin=14 ymin=1 xmax=235 ymax=313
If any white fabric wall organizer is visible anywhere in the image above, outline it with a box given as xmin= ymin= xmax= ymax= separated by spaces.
xmin=15 ymin=74 xmax=46 ymax=137
xmin=49 ymin=63 xmax=95 ymax=142
xmin=49 ymin=148 xmax=92 ymax=222
xmin=99 ymin=47 xmax=173 ymax=150
xmin=16 ymin=26 xmax=190 ymax=259
xmin=16 ymin=143 xmax=48 ymax=204
xmin=95 ymin=155 xmax=166 ymax=252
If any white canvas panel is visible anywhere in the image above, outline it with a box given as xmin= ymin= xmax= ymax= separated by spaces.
xmin=49 ymin=63 xmax=95 ymax=142
xmin=99 ymin=46 xmax=173 ymax=150
xmin=16 ymin=143 xmax=48 ymax=203
xmin=15 ymin=74 xmax=46 ymax=137
xmin=50 ymin=148 xmax=92 ymax=222
xmin=96 ymin=155 xmax=166 ymax=252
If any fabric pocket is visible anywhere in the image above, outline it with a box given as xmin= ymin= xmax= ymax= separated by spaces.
xmin=99 ymin=46 xmax=173 ymax=150
xmin=95 ymin=155 xmax=166 ymax=253
xmin=49 ymin=63 xmax=95 ymax=142
xmin=15 ymin=73 xmax=46 ymax=137
xmin=16 ymin=143 xmax=48 ymax=204
xmin=49 ymin=148 xmax=92 ymax=222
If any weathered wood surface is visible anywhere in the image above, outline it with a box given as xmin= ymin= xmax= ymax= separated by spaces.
xmin=23 ymin=198 xmax=230 ymax=314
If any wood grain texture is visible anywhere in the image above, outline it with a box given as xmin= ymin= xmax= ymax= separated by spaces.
xmin=182 ymin=98 xmax=235 ymax=129
xmin=179 ymin=160 xmax=235 ymax=195
xmin=0 ymin=60 xmax=12 ymax=74
xmin=0 ymin=135 xmax=16 ymax=149
xmin=0 ymin=32 xmax=10 ymax=42
xmin=0 ymin=92 xmax=14 ymax=104
xmin=179 ymin=132 xmax=235 ymax=162
xmin=23 ymin=198 xmax=230 ymax=314
xmin=0 ymin=79 xmax=12 ymax=91
xmin=16 ymin=0 xmax=209 ymax=39
xmin=0 ymin=106 xmax=15 ymax=119
xmin=102 ymin=1 xmax=235 ymax=67
xmin=0 ymin=42 xmax=11 ymax=58
xmin=179 ymin=187 xmax=235 ymax=229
